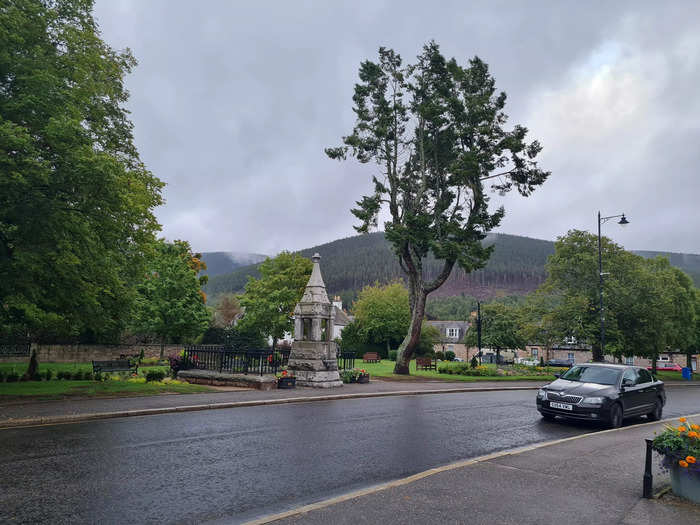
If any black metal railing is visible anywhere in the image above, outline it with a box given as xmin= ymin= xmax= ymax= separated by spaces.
xmin=337 ymin=351 xmax=355 ymax=371
xmin=0 ymin=343 xmax=31 ymax=357
xmin=184 ymin=346 xmax=287 ymax=376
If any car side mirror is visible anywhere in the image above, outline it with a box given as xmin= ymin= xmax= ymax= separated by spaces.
xmin=622 ymin=378 xmax=634 ymax=388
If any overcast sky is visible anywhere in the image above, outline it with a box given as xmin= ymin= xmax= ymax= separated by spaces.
xmin=94 ymin=0 xmax=700 ymax=256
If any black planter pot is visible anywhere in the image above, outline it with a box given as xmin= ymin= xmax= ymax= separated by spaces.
xmin=357 ymin=374 xmax=370 ymax=384
xmin=277 ymin=377 xmax=296 ymax=389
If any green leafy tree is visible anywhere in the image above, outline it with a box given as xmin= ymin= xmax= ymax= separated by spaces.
xmin=0 ymin=0 xmax=163 ymax=342
xmin=238 ymin=252 xmax=312 ymax=349
xmin=131 ymin=240 xmax=210 ymax=349
xmin=353 ymin=281 xmax=411 ymax=354
xmin=464 ymin=302 xmax=524 ymax=362
xmin=327 ymin=42 xmax=549 ymax=373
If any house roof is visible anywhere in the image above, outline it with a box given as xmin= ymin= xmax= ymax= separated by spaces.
xmin=333 ymin=306 xmax=351 ymax=326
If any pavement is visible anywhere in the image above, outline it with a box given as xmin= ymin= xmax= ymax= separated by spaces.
xmin=0 ymin=378 xmax=696 ymax=428
xmin=250 ymin=416 xmax=700 ymax=525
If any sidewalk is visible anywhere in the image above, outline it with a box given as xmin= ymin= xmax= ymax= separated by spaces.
xmin=253 ymin=418 xmax=700 ymax=525
xmin=0 ymin=379 xmax=547 ymax=427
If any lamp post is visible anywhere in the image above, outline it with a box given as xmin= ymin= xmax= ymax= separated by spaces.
xmin=477 ymin=301 xmax=482 ymax=365
xmin=596 ymin=211 xmax=629 ymax=362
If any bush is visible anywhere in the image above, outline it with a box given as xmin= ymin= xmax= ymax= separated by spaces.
xmin=437 ymin=362 xmax=498 ymax=376
xmin=389 ymin=350 xmax=398 ymax=361
xmin=435 ymin=351 xmax=445 ymax=361
xmin=145 ymin=369 xmax=167 ymax=382
xmin=44 ymin=369 xmax=54 ymax=381
xmin=539 ymin=357 xmax=545 ymax=367
xmin=470 ymin=355 xmax=479 ymax=368
xmin=71 ymin=370 xmax=84 ymax=380
xmin=6 ymin=371 xmax=20 ymax=382
xmin=0 ymin=370 xmax=5 ymax=382
xmin=445 ymin=351 xmax=456 ymax=362
xmin=56 ymin=370 xmax=70 ymax=380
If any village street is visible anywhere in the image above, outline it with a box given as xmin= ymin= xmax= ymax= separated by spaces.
xmin=1 ymin=387 xmax=698 ymax=524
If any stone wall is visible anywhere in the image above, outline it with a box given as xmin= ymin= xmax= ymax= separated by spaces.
xmin=0 ymin=343 xmax=184 ymax=363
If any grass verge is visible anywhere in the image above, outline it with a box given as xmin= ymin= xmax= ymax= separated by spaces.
xmin=0 ymin=379 xmax=212 ymax=400
xmin=353 ymin=360 xmax=556 ymax=382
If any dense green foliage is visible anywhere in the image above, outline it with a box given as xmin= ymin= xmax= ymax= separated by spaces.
xmin=238 ymin=252 xmax=312 ymax=347
xmin=464 ymin=302 xmax=524 ymax=359
xmin=130 ymin=240 xmax=211 ymax=344
xmin=0 ymin=0 xmax=164 ymax=342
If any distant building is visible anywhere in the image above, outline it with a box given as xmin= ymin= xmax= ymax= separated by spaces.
xmin=426 ymin=320 xmax=470 ymax=360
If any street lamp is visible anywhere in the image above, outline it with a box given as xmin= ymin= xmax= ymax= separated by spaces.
xmin=596 ymin=211 xmax=629 ymax=361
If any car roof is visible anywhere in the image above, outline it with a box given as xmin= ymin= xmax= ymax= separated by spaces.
xmin=573 ymin=363 xmax=630 ymax=369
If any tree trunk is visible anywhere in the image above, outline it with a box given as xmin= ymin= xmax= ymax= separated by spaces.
xmin=394 ymin=290 xmax=427 ymax=374
xmin=591 ymin=343 xmax=603 ymax=363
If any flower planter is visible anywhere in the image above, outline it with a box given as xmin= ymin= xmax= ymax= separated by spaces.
xmin=669 ymin=463 xmax=700 ymax=504
xmin=277 ymin=377 xmax=296 ymax=389
xmin=356 ymin=374 xmax=370 ymax=384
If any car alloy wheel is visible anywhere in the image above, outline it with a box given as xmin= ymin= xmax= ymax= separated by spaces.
xmin=609 ymin=404 xmax=623 ymax=428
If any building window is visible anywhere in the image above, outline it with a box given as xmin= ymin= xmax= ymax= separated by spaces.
xmin=447 ymin=327 xmax=459 ymax=338
xmin=532 ymin=348 xmax=538 ymax=358
xmin=447 ymin=345 xmax=454 ymax=352
xmin=659 ymin=355 xmax=670 ymax=362
xmin=625 ymin=356 xmax=634 ymax=366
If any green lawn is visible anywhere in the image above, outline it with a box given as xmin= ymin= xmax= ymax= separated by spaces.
xmin=0 ymin=361 xmax=211 ymax=400
xmin=353 ymin=360 xmax=556 ymax=382
xmin=0 ymin=379 xmax=213 ymax=399
xmin=655 ymin=370 xmax=698 ymax=382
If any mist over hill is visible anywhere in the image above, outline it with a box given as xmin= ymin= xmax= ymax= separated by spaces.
xmin=199 ymin=251 xmax=267 ymax=277
xmin=202 ymin=232 xmax=700 ymax=304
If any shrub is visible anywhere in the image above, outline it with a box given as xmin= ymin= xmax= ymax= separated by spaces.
xmin=56 ymin=370 xmax=69 ymax=380
xmin=435 ymin=351 xmax=445 ymax=361
xmin=470 ymin=355 xmax=479 ymax=368
xmin=44 ymin=369 xmax=54 ymax=381
xmin=6 ymin=371 xmax=20 ymax=382
xmin=389 ymin=350 xmax=398 ymax=361
xmin=145 ymin=370 xmax=167 ymax=382
xmin=445 ymin=351 xmax=456 ymax=362
xmin=539 ymin=357 xmax=545 ymax=367
xmin=72 ymin=370 xmax=84 ymax=380
xmin=140 ymin=357 xmax=161 ymax=366
xmin=437 ymin=362 xmax=499 ymax=376
xmin=93 ymin=371 xmax=104 ymax=382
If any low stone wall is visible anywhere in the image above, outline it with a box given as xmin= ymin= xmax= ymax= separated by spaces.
xmin=0 ymin=343 xmax=184 ymax=363
xmin=177 ymin=369 xmax=276 ymax=390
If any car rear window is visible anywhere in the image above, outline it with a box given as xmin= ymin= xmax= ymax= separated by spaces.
xmin=560 ymin=366 xmax=620 ymax=385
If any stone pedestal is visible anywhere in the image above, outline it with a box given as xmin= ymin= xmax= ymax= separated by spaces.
xmin=287 ymin=253 xmax=343 ymax=388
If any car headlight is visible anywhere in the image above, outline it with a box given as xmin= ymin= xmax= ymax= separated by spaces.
xmin=582 ymin=396 xmax=604 ymax=405
xmin=537 ymin=389 xmax=547 ymax=400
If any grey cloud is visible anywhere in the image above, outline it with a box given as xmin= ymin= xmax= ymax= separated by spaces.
xmin=94 ymin=0 xmax=700 ymax=255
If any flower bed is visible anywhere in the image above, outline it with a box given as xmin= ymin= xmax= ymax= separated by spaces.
xmin=652 ymin=416 xmax=700 ymax=503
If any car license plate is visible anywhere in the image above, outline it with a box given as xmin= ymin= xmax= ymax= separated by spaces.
xmin=550 ymin=402 xmax=573 ymax=411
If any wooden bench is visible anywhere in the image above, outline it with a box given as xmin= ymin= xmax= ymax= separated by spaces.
xmin=415 ymin=357 xmax=437 ymax=371
xmin=363 ymin=352 xmax=381 ymax=363
xmin=92 ymin=359 xmax=138 ymax=375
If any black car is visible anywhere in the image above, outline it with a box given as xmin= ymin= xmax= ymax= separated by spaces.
xmin=536 ymin=363 xmax=665 ymax=428
xmin=545 ymin=359 xmax=574 ymax=368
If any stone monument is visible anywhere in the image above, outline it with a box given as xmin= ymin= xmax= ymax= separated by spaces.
xmin=287 ymin=253 xmax=343 ymax=388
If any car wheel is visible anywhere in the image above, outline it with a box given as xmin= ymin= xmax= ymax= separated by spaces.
xmin=541 ymin=413 xmax=556 ymax=422
xmin=648 ymin=399 xmax=663 ymax=421
xmin=608 ymin=403 xmax=623 ymax=429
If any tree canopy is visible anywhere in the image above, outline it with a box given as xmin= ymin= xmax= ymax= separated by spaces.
xmin=464 ymin=302 xmax=524 ymax=360
xmin=327 ymin=42 xmax=549 ymax=373
xmin=0 ymin=0 xmax=163 ymax=342
xmin=238 ymin=252 xmax=312 ymax=348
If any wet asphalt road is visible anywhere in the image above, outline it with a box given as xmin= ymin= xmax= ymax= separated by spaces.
xmin=1 ymin=388 xmax=698 ymax=524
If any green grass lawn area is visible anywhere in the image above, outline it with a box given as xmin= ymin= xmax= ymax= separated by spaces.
xmin=354 ymin=360 xmax=556 ymax=382
xmin=0 ymin=379 xmax=212 ymax=399
xmin=655 ymin=370 xmax=698 ymax=382
xmin=0 ymin=361 xmax=212 ymax=400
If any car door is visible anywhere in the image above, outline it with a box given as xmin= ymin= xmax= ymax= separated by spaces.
xmin=619 ymin=368 xmax=645 ymax=415
xmin=634 ymin=368 xmax=657 ymax=412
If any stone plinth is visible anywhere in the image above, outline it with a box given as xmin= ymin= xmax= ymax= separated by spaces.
xmin=289 ymin=340 xmax=343 ymax=388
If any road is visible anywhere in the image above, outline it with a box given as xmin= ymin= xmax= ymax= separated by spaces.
xmin=1 ymin=387 xmax=698 ymax=524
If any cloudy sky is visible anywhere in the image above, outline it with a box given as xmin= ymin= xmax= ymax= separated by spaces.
xmin=94 ymin=0 xmax=700 ymax=256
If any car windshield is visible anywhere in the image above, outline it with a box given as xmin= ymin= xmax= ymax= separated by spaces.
xmin=560 ymin=366 xmax=620 ymax=385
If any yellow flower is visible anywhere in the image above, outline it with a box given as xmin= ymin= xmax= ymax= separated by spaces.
xmin=686 ymin=456 xmax=697 ymax=464
xmin=691 ymin=424 xmax=699 ymax=430
xmin=679 ymin=460 xmax=689 ymax=468
xmin=679 ymin=417 xmax=687 ymax=423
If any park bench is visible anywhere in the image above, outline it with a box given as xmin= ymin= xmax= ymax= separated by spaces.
xmin=363 ymin=352 xmax=381 ymax=363
xmin=415 ymin=357 xmax=437 ymax=371
xmin=92 ymin=359 xmax=138 ymax=375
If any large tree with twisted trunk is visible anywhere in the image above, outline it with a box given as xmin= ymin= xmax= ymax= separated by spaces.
xmin=326 ymin=42 xmax=549 ymax=374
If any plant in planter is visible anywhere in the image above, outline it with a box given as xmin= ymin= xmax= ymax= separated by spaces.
xmin=355 ymin=368 xmax=370 ymax=383
xmin=652 ymin=416 xmax=700 ymax=504
xmin=276 ymin=370 xmax=296 ymax=389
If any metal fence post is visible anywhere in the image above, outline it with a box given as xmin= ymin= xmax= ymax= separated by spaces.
xmin=643 ymin=438 xmax=653 ymax=499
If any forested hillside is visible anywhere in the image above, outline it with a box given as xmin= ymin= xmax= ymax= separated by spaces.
xmin=199 ymin=252 xmax=267 ymax=277
xmin=203 ymin=232 xmax=700 ymax=305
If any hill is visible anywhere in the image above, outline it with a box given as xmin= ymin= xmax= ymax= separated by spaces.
xmin=199 ymin=252 xmax=267 ymax=277
xmin=203 ymin=233 xmax=700 ymax=304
